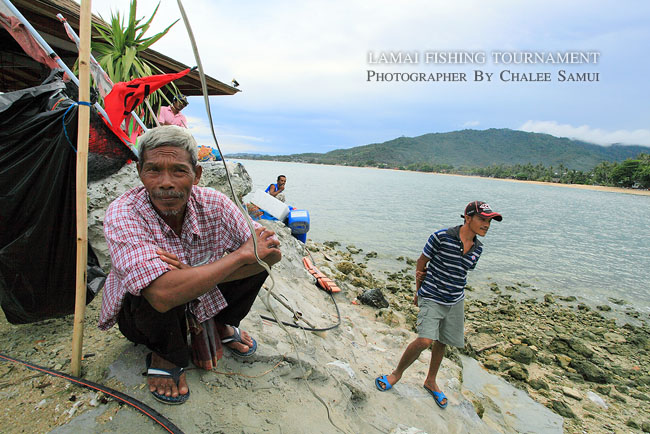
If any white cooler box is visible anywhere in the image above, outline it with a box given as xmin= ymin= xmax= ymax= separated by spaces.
xmin=249 ymin=189 xmax=290 ymax=221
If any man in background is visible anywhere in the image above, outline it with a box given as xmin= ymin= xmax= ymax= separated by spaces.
xmin=265 ymin=175 xmax=287 ymax=202
xmin=158 ymin=94 xmax=188 ymax=128
xmin=375 ymin=201 xmax=502 ymax=409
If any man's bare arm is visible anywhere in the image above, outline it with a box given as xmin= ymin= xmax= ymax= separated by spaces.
xmin=143 ymin=227 xmax=280 ymax=312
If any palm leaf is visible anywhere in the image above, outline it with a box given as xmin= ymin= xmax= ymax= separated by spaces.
xmin=91 ymin=1 xmax=179 ymax=125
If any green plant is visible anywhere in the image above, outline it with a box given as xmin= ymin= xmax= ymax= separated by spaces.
xmin=93 ymin=0 xmax=179 ymax=125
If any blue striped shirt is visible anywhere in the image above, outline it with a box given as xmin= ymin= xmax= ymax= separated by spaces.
xmin=418 ymin=225 xmax=482 ymax=305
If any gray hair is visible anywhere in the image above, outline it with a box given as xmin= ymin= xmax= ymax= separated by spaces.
xmin=137 ymin=125 xmax=198 ymax=167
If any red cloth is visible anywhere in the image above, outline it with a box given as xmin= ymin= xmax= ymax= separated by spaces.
xmin=103 ymin=69 xmax=190 ymax=145
xmin=0 ymin=13 xmax=64 ymax=72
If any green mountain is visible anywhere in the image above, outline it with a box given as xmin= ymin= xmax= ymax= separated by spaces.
xmin=235 ymin=129 xmax=647 ymax=172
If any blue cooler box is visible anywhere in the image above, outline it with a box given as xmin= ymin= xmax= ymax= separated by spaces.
xmin=287 ymin=209 xmax=310 ymax=242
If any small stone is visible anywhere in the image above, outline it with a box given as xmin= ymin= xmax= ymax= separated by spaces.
xmin=559 ymin=296 xmax=577 ymax=302
xmin=596 ymin=304 xmax=612 ymax=311
xmin=555 ymin=354 xmax=572 ymax=369
xmin=562 ymin=387 xmax=582 ymax=400
xmin=508 ymin=365 xmax=528 ymax=381
xmin=626 ymin=420 xmax=640 ymax=429
xmin=472 ymin=399 xmax=485 ymax=419
xmin=483 ymin=359 xmax=500 ymax=371
xmin=528 ymin=378 xmax=549 ymax=390
xmin=642 ymin=421 xmax=650 ymax=433
xmin=570 ymin=359 xmax=609 ymax=383
xmin=544 ymin=294 xmax=555 ymax=304
xmin=595 ymin=385 xmax=611 ymax=396
xmin=358 ymin=289 xmax=389 ymax=309
xmin=506 ymin=345 xmax=535 ymax=364
xmin=550 ymin=400 xmax=575 ymax=418
xmin=604 ymin=332 xmax=626 ymax=343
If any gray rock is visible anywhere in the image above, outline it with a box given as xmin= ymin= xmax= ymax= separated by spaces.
xmin=570 ymin=359 xmax=609 ymax=383
xmin=505 ymin=345 xmax=535 ymax=364
xmin=559 ymin=296 xmax=577 ymax=302
xmin=336 ymin=261 xmax=358 ymax=275
xmin=346 ymin=245 xmax=362 ymax=254
xmin=550 ymin=400 xmax=575 ymax=418
xmin=528 ymin=378 xmax=549 ymax=390
xmin=508 ymin=365 xmax=528 ymax=381
xmin=358 ymin=289 xmax=389 ymax=309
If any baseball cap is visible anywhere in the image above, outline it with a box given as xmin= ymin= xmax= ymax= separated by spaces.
xmin=462 ymin=201 xmax=503 ymax=221
xmin=173 ymin=94 xmax=188 ymax=106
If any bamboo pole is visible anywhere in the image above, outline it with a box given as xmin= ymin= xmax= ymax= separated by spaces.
xmin=71 ymin=0 xmax=93 ymax=378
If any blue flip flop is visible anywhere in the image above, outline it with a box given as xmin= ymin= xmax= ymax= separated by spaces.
xmin=423 ymin=385 xmax=448 ymax=409
xmin=145 ymin=353 xmax=190 ymax=405
xmin=375 ymin=375 xmax=393 ymax=391
xmin=221 ymin=326 xmax=257 ymax=357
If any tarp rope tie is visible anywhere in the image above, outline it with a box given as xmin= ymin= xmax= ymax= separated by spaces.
xmin=62 ymin=101 xmax=92 ymax=152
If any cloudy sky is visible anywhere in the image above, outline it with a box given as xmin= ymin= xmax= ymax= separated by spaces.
xmin=93 ymin=0 xmax=650 ymax=155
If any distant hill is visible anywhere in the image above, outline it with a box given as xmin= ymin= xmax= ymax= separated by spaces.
xmin=229 ymin=129 xmax=648 ymax=171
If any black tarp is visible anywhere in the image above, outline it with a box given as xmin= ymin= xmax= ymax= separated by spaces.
xmin=0 ymin=73 xmax=121 ymax=324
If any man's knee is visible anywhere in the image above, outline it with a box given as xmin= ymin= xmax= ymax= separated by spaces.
xmin=414 ymin=337 xmax=434 ymax=350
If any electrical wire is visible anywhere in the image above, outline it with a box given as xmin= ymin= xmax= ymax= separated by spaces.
xmin=0 ymin=353 xmax=183 ymax=434
xmin=174 ymin=1 xmax=347 ymax=431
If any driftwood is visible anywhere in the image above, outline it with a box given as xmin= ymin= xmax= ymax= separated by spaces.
xmin=476 ymin=342 xmax=502 ymax=353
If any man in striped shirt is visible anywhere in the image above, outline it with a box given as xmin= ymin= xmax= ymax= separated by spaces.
xmin=100 ymin=126 xmax=281 ymax=404
xmin=375 ymin=201 xmax=502 ymax=409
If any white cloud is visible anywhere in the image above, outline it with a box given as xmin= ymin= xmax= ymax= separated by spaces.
xmin=463 ymin=121 xmax=480 ymax=127
xmin=519 ymin=121 xmax=650 ymax=147
xmin=185 ymin=116 xmax=271 ymax=153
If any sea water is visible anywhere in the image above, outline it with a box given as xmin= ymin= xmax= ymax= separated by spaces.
xmin=236 ymin=159 xmax=650 ymax=311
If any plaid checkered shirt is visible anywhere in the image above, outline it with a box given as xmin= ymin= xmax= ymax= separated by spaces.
xmin=99 ymin=185 xmax=260 ymax=330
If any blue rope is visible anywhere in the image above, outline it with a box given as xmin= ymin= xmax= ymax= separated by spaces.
xmin=62 ymin=101 xmax=92 ymax=153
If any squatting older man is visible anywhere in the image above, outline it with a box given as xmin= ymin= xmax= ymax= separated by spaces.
xmin=99 ymin=126 xmax=281 ymax=404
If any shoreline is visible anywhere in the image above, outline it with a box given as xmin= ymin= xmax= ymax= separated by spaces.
xmin=310 ymin=241 xmax=650 ymax=434
xmin=236 ymin=159 xmax=650 ymax=197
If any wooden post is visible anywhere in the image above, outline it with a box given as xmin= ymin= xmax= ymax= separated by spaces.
xmin=71 ymin=0 xmax=93 ymax=378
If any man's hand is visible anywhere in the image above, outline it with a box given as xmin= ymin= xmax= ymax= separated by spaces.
xmin=157 ymin=249 xmax=190 ymax=270
xmin=242 ymin=226 xmax=282 ymax=265
xmin=413 ymin=293 xmax=418 ymax=306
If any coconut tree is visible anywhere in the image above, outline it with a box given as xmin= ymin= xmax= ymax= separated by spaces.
xmin=92 ymin=0 xmax=179 ymax=126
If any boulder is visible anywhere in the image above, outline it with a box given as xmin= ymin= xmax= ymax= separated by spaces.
xmin=569 ymin=359 xmax=609 ymax=383
xmin=508 ymin=365 xmax=528 ymax=381
xmin=528 ymin=378 xmax=549 ymax=390
xmin=505 ymin=345 xmax=535 ymax=364
xmin=336 ymin=261 xmax=358 ymax=275
xmin=358 ymin=289 xmax=389 ymax=309
xmin=550 ymin=400 xmax=575 ymax=418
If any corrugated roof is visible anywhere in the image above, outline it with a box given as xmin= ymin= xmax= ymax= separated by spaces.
xmin=0 ymin=0 xmax=239 ymax=96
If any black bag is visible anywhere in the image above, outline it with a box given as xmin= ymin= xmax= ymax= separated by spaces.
xmin=0 ymin=74 xmax=111 ymax=324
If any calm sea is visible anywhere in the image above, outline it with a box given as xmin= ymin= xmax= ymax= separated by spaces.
xmin=235 ymin=159 xmax=650 ymax=311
